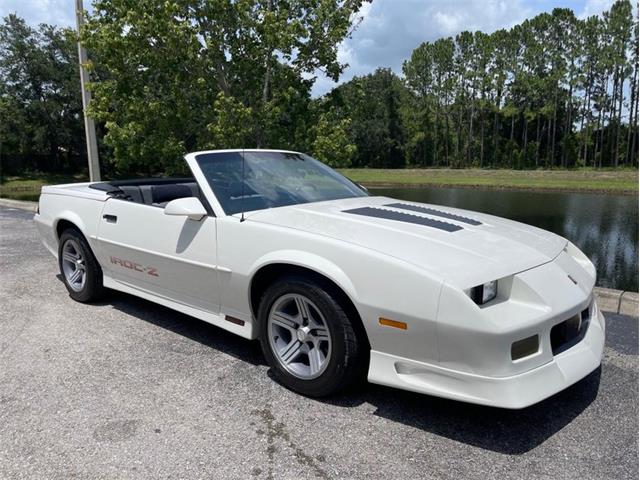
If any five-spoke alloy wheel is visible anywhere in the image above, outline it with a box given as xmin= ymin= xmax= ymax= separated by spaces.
xmin=58 ymin=228 xmax=105 ymax=302
xmin=61 ymin=238 xmax=87 ymax=292
xmin=268 ymin=293 xmax=332 ymax=380
xmin=258 ymin=275 xmax=366 ymax=397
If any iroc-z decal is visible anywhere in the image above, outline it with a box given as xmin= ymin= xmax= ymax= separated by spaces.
xmin=110 ymin=256 xmax=159 ymax=277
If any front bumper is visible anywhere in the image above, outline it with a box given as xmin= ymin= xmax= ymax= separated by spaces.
xmin=367 ymin=304 xmax=605 ymax=409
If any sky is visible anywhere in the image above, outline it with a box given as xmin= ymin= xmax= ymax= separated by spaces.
xmin=1 ymin=0 xmax=618 ymax=96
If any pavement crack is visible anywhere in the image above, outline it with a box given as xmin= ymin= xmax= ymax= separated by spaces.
xmin=253 ymin=405 xmax=329 ymax=480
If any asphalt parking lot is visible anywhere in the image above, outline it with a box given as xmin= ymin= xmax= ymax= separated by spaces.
xmin=0 ymin=205 xmax=638 ymax=480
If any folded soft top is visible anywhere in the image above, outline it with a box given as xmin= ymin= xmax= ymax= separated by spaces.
xmin=88 ymin=177 xmax=195 ymax=194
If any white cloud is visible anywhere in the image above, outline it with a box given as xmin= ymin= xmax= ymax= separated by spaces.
xmin=579 ymin=0 xmax=615 ymax=18
xmin=311 ymin=0 xmax=537 ymax=96
xmin=0 ymin=0 xmax=77 ymax=28
xmin=433 ymin=11 xmax=464 ymax=35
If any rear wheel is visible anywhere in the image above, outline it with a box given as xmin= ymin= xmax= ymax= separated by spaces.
xmin=258 ymin=276 xmax=365 ymax=397
xmin=58 ymin=228 xmax=105 ymax=302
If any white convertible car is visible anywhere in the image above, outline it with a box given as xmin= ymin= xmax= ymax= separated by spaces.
xmin=34 ymin=150 xmax=604 ymax=408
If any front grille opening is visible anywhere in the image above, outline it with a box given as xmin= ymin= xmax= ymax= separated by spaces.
xmin=550 ymin=307 xmax=590 ymax=355
xmin=511 ymin=335 xmax=540 ymax=361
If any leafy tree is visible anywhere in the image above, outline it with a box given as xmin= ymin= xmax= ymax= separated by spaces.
xmin=311 ymin=108 xmax=355 ymax=168
xmin=327 ymin=68 xmax=407 ymax=168
xmin=0 ymin=14 xmax=85 ymax=173
xmin=207 ymin=93 xmax=255 ymax=151
xmin=83 ymin=0 xmax=368 ymax=175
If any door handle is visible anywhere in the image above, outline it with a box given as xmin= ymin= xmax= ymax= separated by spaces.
xmin=103 ymin=214 xmax=118 ymax=223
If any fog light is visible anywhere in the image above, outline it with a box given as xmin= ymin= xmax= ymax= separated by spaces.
xmin=511 ymin=335 xmax=539 ymax=360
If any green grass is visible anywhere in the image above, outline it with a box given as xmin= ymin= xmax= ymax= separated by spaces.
xmin=0 ymin=173 xmax=87 ymax=202
xmin=338 ymin=168 xmax=639 ymax=194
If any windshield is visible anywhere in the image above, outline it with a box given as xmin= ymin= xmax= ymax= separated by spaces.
xmin=195 ymin=151 xmax=367 ymax=215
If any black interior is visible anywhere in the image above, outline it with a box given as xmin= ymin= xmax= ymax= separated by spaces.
xmin=90 ymin=178 xmax=205 ymax=209
xmin=119 ymin=182 xmax=199 ymax=207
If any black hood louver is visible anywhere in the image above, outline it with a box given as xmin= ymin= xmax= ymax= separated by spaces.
xmin=342 ymin=206 xmax=463 ymax=232
xmin=384 ymin=203 xmax=482 ymax=226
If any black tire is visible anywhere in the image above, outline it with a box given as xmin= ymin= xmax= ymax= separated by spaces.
xmin=58 ymin=228 xmax=105 ymax=302
xmin=258 ymin=275 xmax=365 ymax=397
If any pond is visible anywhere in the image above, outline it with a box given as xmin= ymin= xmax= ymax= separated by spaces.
xmin=373 ymin=187 xmax=639 ymax=292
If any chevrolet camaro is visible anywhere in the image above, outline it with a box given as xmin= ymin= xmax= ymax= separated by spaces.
xmin=34 ymin=149 xmax=604 ymax=408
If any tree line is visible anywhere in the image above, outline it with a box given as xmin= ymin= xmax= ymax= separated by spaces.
xmin=0 ymin=0 xmax=637 ymax=177
xmin=324 ymin=1 xmax=639 ymax=169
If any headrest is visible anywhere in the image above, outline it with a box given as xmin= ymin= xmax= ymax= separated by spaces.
xmin=151 ymin=184 xmax=193 ymax=204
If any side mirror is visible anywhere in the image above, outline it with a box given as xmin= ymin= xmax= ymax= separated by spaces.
xmin=164 ymin=197 xmax=207 ymax=221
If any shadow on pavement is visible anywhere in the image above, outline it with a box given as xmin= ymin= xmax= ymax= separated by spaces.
xmin=99 ymin=289 xmax=267 ymax=367
xmin=322 ymin=367 xmax=601 ymax=455
xmin=85 ymin=285 xmax=602 ymax=456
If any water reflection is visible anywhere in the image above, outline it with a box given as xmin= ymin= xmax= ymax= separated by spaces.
xmin=374 ymin=187 xmax=639 ymax=292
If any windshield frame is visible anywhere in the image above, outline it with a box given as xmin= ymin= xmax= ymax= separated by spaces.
xmin=190 ymin=150 xmax=368 ymax=216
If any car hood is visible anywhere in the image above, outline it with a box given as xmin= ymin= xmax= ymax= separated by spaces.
xmin=244 ymin=196 xmax=567 ymax=289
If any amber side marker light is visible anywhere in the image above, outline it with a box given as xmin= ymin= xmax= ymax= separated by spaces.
xmin=379 ymin=318 xmax=407 ymax=330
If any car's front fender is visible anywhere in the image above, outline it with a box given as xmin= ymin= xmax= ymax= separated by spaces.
xmin=248 ymin=249 xmax=359 ymax=306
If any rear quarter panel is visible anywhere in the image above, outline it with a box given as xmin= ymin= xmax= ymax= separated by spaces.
xmin=34 ymin=190 xmax=106 ymax=259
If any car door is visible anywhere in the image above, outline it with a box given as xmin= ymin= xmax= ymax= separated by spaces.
xmin=96 ymin=197 xmax=219 ymax=313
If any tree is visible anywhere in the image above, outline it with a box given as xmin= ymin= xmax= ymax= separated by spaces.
xmin=403 ymin=42 xmax=435 ymax=166
xmin=604 ymin=0 xmax=633 ymax=166
xmin=327 ymin=68 xmax=407 ymax=168
xmin=0 ymin=14 xmax=85 ymax=173
xmin=3 ymin=1 xmax=637 ymax=174
xmin=83 ymin=0 xmax=369 ymax=175
xmin=625 ymin=14 xmax=639 ymax=166
xmin=393 ymin=0 xmax=638 ymax=170
xmin=311 ymin=108 xmax=355 ymax=168
xmin=206 ymin=93 xmax=254 ymax=149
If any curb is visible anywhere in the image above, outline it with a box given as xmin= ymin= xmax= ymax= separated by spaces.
xmin=594 ymin=287 xmax=639 ymax=316
xmin=1 ymin=197 xmax=637 ymax=316
xmin=0 ymin=198 xmax=37 ymax=212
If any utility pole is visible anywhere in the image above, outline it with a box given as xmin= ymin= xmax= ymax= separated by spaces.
xmin=75 ymin=0 xmax=100 ymax=181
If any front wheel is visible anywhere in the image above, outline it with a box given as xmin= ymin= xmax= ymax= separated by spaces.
xmin=258 ymin=276 xmax=365 ymax=397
